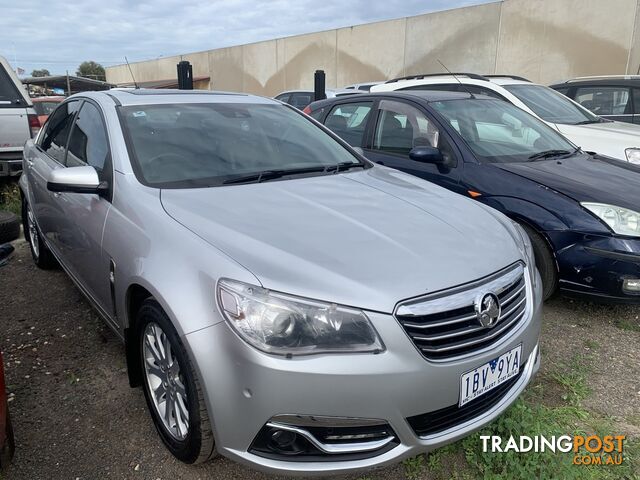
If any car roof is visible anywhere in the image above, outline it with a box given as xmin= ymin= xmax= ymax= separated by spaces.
xmin=550 ymin=76 xmax=640 ymax=87
xmin=371 ymin=74 xmax=534 ymax=93
xmin=80 ymin=88 xmax=278 ymax=106
xmin=308 ymin=90 xmax=493 ymax=110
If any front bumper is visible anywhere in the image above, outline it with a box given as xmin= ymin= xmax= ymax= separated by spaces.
xmin=550 ymin=231 xmax=640 ymax=302
xmin=183 ymin=271 xmax=543 ymax=475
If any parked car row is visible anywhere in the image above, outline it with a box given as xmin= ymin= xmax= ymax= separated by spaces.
xmin=7 ymin=67 xmax=639 ymax=476
xmin=19 ymin=88 xmax=542 ymax=475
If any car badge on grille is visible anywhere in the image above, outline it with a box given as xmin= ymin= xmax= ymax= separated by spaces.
xmin=476 ymin=293 xmax=501 ymax=328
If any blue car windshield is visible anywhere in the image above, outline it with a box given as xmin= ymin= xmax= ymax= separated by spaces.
xmin=120 ymin=102 xmax=366 ymax=188
xmin=431 ymin=98 xmax=578 ymax=163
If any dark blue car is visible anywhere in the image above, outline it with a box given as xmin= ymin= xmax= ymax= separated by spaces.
xmin=305 ymin=91 xmax=640 ymax=302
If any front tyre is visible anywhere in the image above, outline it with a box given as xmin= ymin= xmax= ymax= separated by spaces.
xmin=519 ymin=223 xmax=558 ymax=301
xmin=137 ymin=299 xmax=215 ymax=464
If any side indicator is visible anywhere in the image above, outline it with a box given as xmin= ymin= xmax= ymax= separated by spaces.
xmin=468 ymin=190 xmax=482 ymax=198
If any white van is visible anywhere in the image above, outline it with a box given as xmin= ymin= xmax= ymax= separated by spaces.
xmin=0 ymin=56 xmax=39 ymax=177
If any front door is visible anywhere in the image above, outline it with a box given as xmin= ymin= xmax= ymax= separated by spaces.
xmin=59 ymin=100 xmax=114 ymax=318
xmin=364 ymin=99 xmax=463 ymax=193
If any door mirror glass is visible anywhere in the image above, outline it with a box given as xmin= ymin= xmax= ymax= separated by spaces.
xmin=47 ymin=165 xmax=105 ymax=194
xmin=409 ymin=146 xmax=444 ymax=164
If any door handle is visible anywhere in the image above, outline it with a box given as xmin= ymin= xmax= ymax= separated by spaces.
xmin=26 ymin=159 xmax=34 ymax=168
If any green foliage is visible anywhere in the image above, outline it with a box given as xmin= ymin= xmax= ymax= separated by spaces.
xmin=402 ymin=454 xmax=425 ymax=479
xmin=0 ymin=182 xmax=21 ymax=216
xmin=76 ymin=61 xmax=106 ymax=81
xmin=31 ymin=68 xmax=50 ymax=77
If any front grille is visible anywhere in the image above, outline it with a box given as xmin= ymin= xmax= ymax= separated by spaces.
xmin=395 ymin=263 xmax=527 ymax=361
xmin=407 ymin=367 xmax=524 ymax=437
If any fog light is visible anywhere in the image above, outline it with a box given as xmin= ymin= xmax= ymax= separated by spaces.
xmin=623 ymin=278 xmax=640 ymax=292
xmin=271 ymin=429 xmax=297 ymax=449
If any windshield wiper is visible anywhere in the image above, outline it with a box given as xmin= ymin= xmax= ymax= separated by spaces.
xmin=527 ymin=149 xmax=573 ymax=161
xmin=573 ymin=119 xmax=601 ymax=125
xmin=324 ymin=161 xmax=366 ymax=174
xmin=222 ymin=163 xmax=364 ymax=185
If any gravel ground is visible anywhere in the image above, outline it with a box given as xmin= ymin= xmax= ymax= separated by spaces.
xmin=1 ymin=239 xmax=639 ymax=479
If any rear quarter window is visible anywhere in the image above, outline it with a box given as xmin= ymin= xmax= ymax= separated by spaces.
xmin=0 ymin=66 xmax=27 ymax=108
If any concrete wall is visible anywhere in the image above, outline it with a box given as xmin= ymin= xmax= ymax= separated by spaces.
xmin=106 ymin=0 xmax=640 ymax=95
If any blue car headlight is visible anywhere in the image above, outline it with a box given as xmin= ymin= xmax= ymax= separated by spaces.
xmin=581 ymin=202 xmax=640 ymax=237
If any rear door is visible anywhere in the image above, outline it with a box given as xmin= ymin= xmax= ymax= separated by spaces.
xmin=364 ymin=98 xmax=464 ymax=192
xmin=0 ymin=64 xmax=30 ymax=154
xmin=27 ymin=100 xmax=81 ymax=256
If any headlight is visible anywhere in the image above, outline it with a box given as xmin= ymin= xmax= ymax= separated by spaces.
xmin=581 ymin=202 xmax=640 ymax=236
xmin=625 ymin=148 xmax=640 ymax=164
xmin=216 ymin=279 xmax=384 ymax=356
xmin=510 ymin=221 xmax=535 ymax=268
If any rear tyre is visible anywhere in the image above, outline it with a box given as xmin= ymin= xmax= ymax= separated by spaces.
xmin=519 ymin=223 xmax=558 ymax=301
xmin=137 ymin=299 xmax=215 ymax=464
xmin=0 ymin=210 xmax=20 ymax=244
xmin=22 ymin=197 xmax=57 ymax=269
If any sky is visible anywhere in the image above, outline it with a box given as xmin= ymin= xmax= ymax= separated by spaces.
xmin=0 ymin=0 xmax=493 ymax=77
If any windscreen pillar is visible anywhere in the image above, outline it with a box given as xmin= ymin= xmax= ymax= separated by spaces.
xmin=177 ymin=61 xmax=194 ymax=90
xmin=314 ymin=70 xmax=326 ymax=101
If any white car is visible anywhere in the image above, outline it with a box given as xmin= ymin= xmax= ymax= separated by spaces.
xmin=343 ymin=81 xmax=383 ymax=92
xmin=372 ymin=74 xmax=640 ymax=163
xmin=0 ymin=56 xmax=40 ymax=177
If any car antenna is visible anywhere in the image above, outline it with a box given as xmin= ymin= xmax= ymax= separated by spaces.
xmin=125 ymin=56 xmax=139 ymax=89
xmin=437 ymin=59 xmax=475 ymax=99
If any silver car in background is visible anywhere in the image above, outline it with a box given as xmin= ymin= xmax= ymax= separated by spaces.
xmin=19 ymin=89 xmax=542 ymax=475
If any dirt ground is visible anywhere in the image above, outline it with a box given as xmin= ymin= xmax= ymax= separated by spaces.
xmin=1 ymin=239 xmax=639 ymax=480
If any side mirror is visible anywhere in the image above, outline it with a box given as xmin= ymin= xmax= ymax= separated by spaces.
xmin=47 ymin=166 xmax=107 ymax=195
xmin=409 ymin=146 xmax=444 ymax=164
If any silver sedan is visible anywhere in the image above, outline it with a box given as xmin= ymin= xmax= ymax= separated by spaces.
xmin=19 ymin=89 xmax=542 ymax=475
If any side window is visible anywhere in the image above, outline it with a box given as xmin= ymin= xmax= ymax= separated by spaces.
xmin=634 ymin=89 xmax=640 ymax=114
xmin=574 ymin=86 xmax=632 ymax=115
xmin=289 ymin=93 xmax=313 ymax=110
xmin=0 ymin=66 xmax=27 ymax=107
xmin=373 ymin=100 xmax=439 ymax=155
xmin=554 ymin=87 xmax=570 ymax=96
xmin=275 ymin=94 xmax=290 ymax=104
xmin=324 ymin=102 xmax=373 ymax=146
xmin=66 ymin=102 xmax=109 ymax=173
xmin=39 ymin=100 xmax=80 ymax=164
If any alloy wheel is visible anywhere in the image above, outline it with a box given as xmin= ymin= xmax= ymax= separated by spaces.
xmin=27 ymin=204 xmax=39 ymax=259
xmin=142 ymin=322 xmax=190 ymax=440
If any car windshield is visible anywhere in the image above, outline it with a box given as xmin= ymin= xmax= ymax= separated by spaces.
xmin=120 ymin=102 xmax=366 ymax=188
xmin=503 ymin=84 xmax=600 ymax=125
xmin=431 ymin=98 xmax=577 ymax=163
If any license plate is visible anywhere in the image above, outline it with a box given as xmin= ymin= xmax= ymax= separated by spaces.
xmin=459 ymin=344 xmax=522 ymax=407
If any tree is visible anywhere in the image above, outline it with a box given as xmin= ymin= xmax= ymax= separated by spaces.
xmin=31 ymin=68 xmax=50 ymax=77
xmin=76 ymin=61 xmax=106 ymax=81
